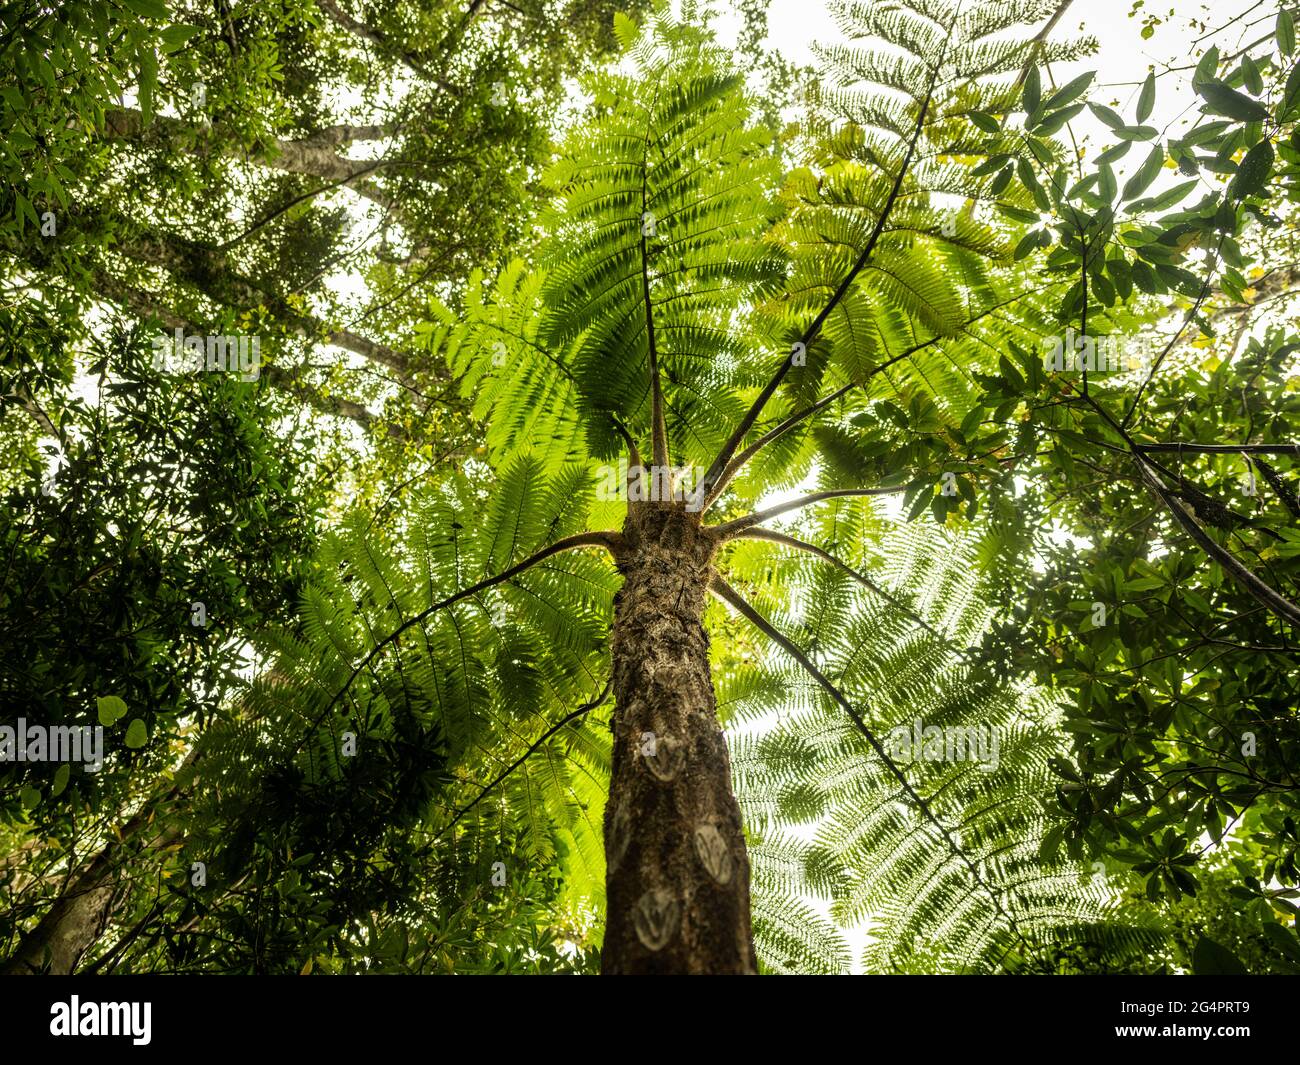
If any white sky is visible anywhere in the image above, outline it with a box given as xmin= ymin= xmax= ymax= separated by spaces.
xmin=705 ymin=0 xmax=1276 ymax=184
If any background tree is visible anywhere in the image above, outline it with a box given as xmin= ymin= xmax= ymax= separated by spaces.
xmin=0 ymin=0 xmax=642 ymax=973
xmin=958 ymin=2 xmax=1300 ymax=950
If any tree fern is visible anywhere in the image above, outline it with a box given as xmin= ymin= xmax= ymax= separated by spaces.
xmin=723 ymin=517 xmax=1154 ymax=972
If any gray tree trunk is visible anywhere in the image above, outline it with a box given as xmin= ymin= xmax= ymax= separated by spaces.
xmin=2 ymin=849 xmax=119 ymax=975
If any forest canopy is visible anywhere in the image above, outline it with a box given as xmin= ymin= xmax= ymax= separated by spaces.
xmin=2 ymin=0 xmax=1300 ymax=977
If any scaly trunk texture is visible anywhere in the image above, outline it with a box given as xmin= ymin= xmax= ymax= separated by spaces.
xmin=601 ymin=503 xmax=757 ymax=974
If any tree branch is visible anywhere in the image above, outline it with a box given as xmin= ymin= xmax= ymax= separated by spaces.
xmin=84 ymin=270 xmax=407 ymax=436
xmin=317 ymin=0 xmax=462 ymax=93
xmin=640 ymin=82 xmax=670 ymax=469
xmin=702 ymin=383 xmax=855 ymax=510
xmin=1013 ymin=0 xmax=1076 ymax=86
xmin=1136 ymin=443 xmax=1300 ymax=455
xmin=712 ymin=487 xmax=906 ymax=539
xmin=701 ymin=292 xmax=1035 ymax=510
xmin=735 ymin=528 xmax=956 ymax=648
xmin=1132 ymin=454 xmax=1300 ymax=628
xmin=697 ymin=48 xmax=947 ymax=504
xmin=104 ymin=108 xmax=400 ymax=211
xmin=104 ymin=222 xmax=421 ymax=377
xmin=295 ymin=531 xmax=623 ymax=752
xmin=1079 ymin=387 xmax=1300 ymax=630
xmin=433 ymin=681 xmax=613 ymax=841
xmin=707 ymin=575 xmax=1029 ymax=948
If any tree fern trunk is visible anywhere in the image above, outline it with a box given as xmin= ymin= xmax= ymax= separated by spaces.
xmin=601 ymin=503 xmax=757 ymax=974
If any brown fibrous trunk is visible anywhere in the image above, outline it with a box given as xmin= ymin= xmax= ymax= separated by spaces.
xmin=600 ymin=501 xmax=756 ymax=974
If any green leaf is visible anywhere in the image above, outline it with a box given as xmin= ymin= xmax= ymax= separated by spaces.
xmin=1147 ymin=179 xmax=1199 ymax=211
xmin=612 ymin=11 xmax=638 ymax=49
xmin=1088 ymin=103 xmax=1125 ymax=129
xmin=1241 ymin=55 xmax=1263 ymax=96
xmin=1098 ymin=163 xmax=1117 ymax=203
xmin=1022 ymin=65 xmax=1041 ymax=114
xmin=97 ymin=695 xmax=128 ymax=726
xmin=906 ymin=486 xmax=932 ymax=522
xmin=1096 ymin=141 xmax=1132 ymax=165
xmin=1106 ymin=254 xmax=1133 ymax=299
xmin=1130 ymin=259 xmax=1158 ymax=294
xmin=1033 ymin=103 xmax=1085 ymax=136
xmin=1013 ymin=230 xmax=1041 ymax=261
xmin=14 ymin=193 xmax=37 ymax=234
xmin=1191 ymin=936 xmax=1248 ymax=975
xmin=1282 ymin=61 xmax=1300 ymax=119
xmin=968 ymin=110 xmax=1001 ymax=134
xmin=120 ymin=0 xmax=169 ymax=18
xmin=1038 ymin=824 xmax=1065 ymax=864
xmin=997 ymin=203 xmax=1038 ymax=224
xmin=1262 ymin=921 xmax=1300 ymax=962
xmin=998 ymin=355 xmax=1025 ymax=392
xmin=1229 ymin=138 xmax=1274 ymax=200
xmin=52 ymin=763 xmax=70 ymax=797
xmin=1067 ymin=172 xmax=1100 ymax=199
xmin=125 ymin=718 xmax=149 ymax=749
xmin=139 ymin=47 xmax=156 ymax=126
xmin=1280 ymin=10 xmax=1296 ymax=57
xmin=160 ymin=25 xmax=203 ymax=52
xmin=1122 ymin=144 xmax=1165 ymax=201
xmin=1195 ymin=78 xmax=1270 ymax=122
xmin=1194 ymin=46 xmax=1220 ymax=86
xmin=1043 ymin=71 xmax=1095 ymax=112
xmin=20 ymin=785 xmax=41 ymax=811
xmin=1181 ymin=119 xmax=1233 ymax=147
xmin=1116 ymin=125 xmax=1158 ymax=141
xmin=1137 ymin=71 xmax=1156 ymax=123
xmin=972 ymin=153 xmax=1011 ymax=176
